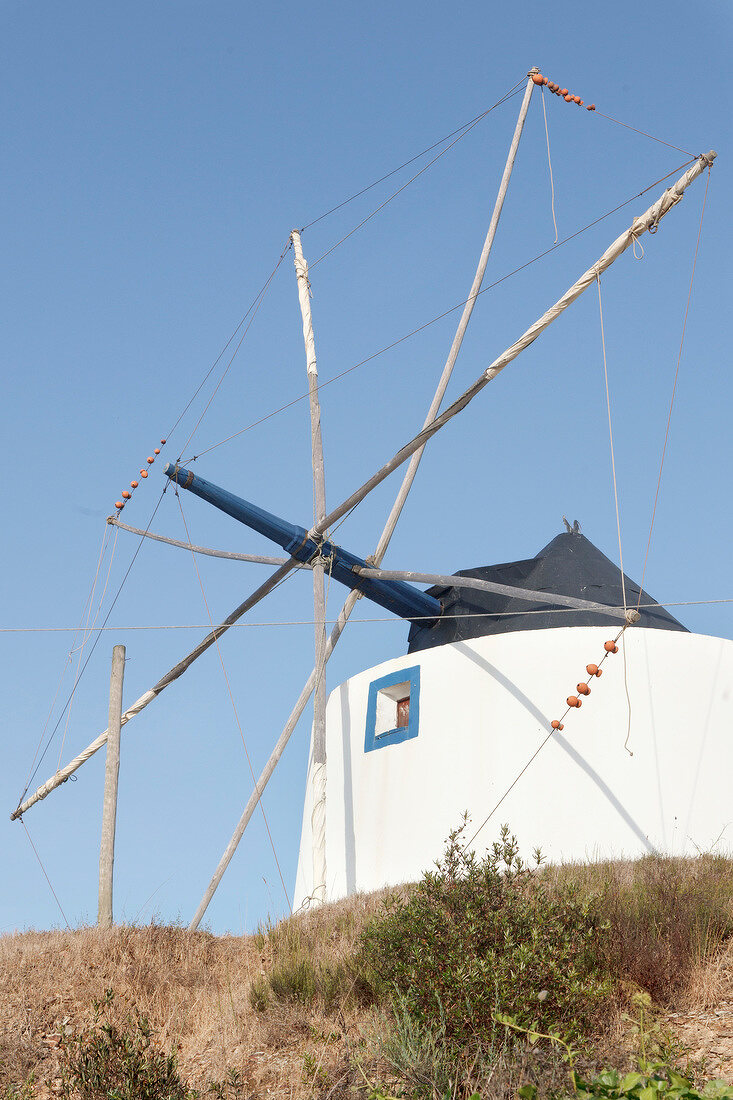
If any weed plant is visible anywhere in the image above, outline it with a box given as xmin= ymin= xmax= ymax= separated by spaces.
xmin=58 ymin=990 xmax=195 ymax=1100
xmin=249 ymin=909 xmax=365 ymax=1014
xmin=358 ymin=822 xmax=612 ymax=1057
xmin=593 ymin=855 xmax=733 ymax=1004
xmin=560 ymin=1065 xmax=733 ymax=1100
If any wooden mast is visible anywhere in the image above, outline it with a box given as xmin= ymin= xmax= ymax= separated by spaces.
xmin=291 ymin=229 xmax=329 ymax=904
xmin=375 ymin=67 xmax=539 ymax=552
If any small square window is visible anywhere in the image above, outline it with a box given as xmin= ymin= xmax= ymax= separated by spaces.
xmin=365 ymin=666 xmax=420 ymax=752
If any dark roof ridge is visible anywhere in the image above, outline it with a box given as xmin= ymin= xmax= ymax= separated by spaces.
xmin=407 ymin=528 xmax=687 ymax=654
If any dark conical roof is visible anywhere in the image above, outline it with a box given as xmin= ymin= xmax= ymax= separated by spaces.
xmin=407 ymin=530 xmax=687 ymax=654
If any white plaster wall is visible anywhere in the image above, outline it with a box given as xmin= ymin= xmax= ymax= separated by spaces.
xmin=294 ymin=627 xmax=733 ymax=908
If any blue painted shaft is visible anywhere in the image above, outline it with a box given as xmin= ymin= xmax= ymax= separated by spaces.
xmin=164 ymin=464 xmax=441 ymax=624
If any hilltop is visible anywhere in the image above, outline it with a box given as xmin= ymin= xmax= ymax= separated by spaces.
xmin=2 ymin=848 xmax=733 ymax=1099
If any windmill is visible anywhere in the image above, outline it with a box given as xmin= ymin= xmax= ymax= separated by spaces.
xmin=11 ymin=70 xmax=729 ymax=929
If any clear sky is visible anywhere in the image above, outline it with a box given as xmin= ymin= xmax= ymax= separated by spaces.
xmin=2 ymin=0 xmax=731 ymax=935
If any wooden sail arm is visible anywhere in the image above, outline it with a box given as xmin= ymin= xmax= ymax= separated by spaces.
xmin=107 ymin=517 xmax=290 ymax=565
xmin=311 ymin=152 xmax=717 ymax=539
xmin=10 ymin=559 xmax=297 ymax=820
xmin=353 ymin=567 xmax=630 ymax=619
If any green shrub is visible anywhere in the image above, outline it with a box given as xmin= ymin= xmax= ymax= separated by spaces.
xmin=59 ymin=990 xmax=194 ymax=1100
xmin=359 ymin=822 xmax=612 ymax=1054
xmin=556 ymin=1063 xmax=733 ymax=1100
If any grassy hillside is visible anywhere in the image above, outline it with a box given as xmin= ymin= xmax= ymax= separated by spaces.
xmin=2 ymin=839 xmax=733 ymax=1099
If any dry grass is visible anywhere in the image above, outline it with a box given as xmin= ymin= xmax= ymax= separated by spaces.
xmin=543 ymin=853 xmax=733 ymax=1006
xmin=1 ymin=855 xmax=732 ymax=1099
xmin=0 ymin=912 xmax=384 ymax=1099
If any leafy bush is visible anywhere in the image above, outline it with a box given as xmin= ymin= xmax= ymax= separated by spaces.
xmin=359 ymin=822 xmax=612 ymax=1054
xmin=59 ymin=990 xmax=194 ymax=1100
xmin=557 ymin=1063 xmax=733 ymax=1100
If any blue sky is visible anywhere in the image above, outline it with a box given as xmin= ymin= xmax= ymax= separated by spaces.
xmin=2 ymin=0 xmax=731 ymax=934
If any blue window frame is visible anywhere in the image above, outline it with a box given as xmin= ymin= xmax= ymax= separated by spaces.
xmin=364 ymin=665 xmax=420 ymax=752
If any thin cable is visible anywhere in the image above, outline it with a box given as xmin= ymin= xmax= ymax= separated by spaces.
xmin=165 ymin=241 xmax=292 ymax=442
xmin=309 ymin=86 xmax=524 ymax=270
xmin=176 ymin=242 xmax=291 ymax=460
xmin=188 ymin=159 xmax=695 ymax=463
xmin=57 ymin=525 xmax=119 ymax=770
xmin=174 ymin=491 xmax=292 ymax=914
xmin=597 ymin=275 xmax=627 ymax=612
xmin=541 ymin=87 xmax=558 ymax=244
xmin=463 ymin=625 xmax=628 ymax=851
xmin=3 ymin=598 xmax=732 ymax=633
xmin=594 ymin=109 xmax=695 ymax=158
xmin=300 ymin=80 xmax=526 ymax=232
xmin=16 ymin=489 xmax=169 ymax=808
xmin=637 ymin=168 xmax=711 ymax=606
xmin=20 ymin=525 xmax=111 ymax=799
xmin=21 ymin=820 xmax=71 ymax=929
xmin=597 ymin=274 xmax=633 ymax=754
xmin=465 ymin=727 xmax=556 ymax=849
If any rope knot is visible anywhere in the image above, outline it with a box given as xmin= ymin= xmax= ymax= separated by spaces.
xmin=631 ymin=231 xmax=645 ymax=259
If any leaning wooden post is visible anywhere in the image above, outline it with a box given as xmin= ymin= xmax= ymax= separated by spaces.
xmin=375 ymin=66 xmax=539 ymax=552
xmin=291 ymin=228 xmax=328 ymax=904
xmin=98 ymin=644 xmax=125 ymax=928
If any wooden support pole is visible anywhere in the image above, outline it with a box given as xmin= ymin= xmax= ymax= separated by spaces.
xmin=187 ymin=77 xmax=540 ymax=925
xmin=375 ymin=68 xmax=538 ymax=554
xmin=107 ymin=517 xmax=289 ymax=565
xmin=188 ymin=598 xmax=353 ymax=930
xmin=291 ymin=229 xmax=328 ymax=904
xmin=98 ymin=644 xmax=125 ymax=928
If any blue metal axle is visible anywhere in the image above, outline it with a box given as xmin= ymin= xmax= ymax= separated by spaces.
xmin=164 ymin=464 xmax=441 ymax=625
